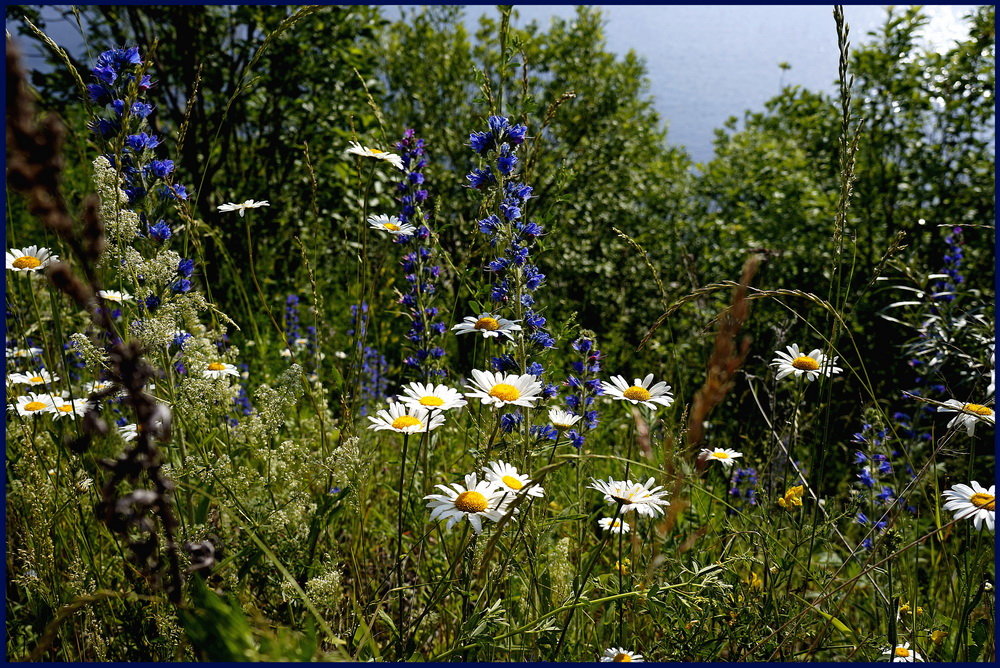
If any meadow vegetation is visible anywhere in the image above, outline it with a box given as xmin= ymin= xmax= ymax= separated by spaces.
xmin=4 ymin=4 xmax=995 ymax=662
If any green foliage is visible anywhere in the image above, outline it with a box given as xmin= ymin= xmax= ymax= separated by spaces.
xmin=5 ymin=4 xmax=994 ymax=664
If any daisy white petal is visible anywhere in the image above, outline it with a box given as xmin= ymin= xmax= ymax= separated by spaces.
xmin=600 ymin=373 xmax=674 ymax=410
xmin=217 ymin=199 xmax=269 ymax=217
xmin=368 ymin=214 xmax=416 ymax=236
xmin=770 ymin=343 xmax=842 ymax=381
xmin=937 ymin=399 xmax=994 ymax=436
xmin=97 ymin=289 xmax=134 ymax=303
xmin=941 ymin=480 xmax=994 ymax=532
xmin=464 ymin=370 xmax=542 ymax=408
xmin=398 ymin=382 xmax=467 ymax=412
xmin=367 ymin=401 xmax=444 ymax=434
xmin=882 ymin=642 xmax=923 ymax=662
xmin=346 ymin=141 xmax=404 ymax=170
xmin=589 ymin=477 xmax=670 ymax=517
xmin=48 ymin=396 xmax=90 ymax=419
xmin=7 ymin=369 xmax=59 ymax=386
xmin=451 ymin=314 xmax=522 ymax=340
xmin=600 ymin=647 xmax=644 ymax=662
xmin=548 ymin=407 xmax=582 ymax=431
xmin=10 ymin=392 xmax=57 ymax=416
xmin=423 ymin=473 xmax=514 ymax=534
xmin=6 ymin=245 xmax=58 ymax=272
xmin=203 ymin=362 xmax=240 ymax=379
xmin=483 ymin=460 xmax=544 ymax=497
xmin=700 ymin=447 xmax=743 ymax=470
xmin=598 ymin=516 xmax=630 ymax=534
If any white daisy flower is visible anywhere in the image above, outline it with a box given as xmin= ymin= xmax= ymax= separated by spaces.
xmin=98 ymin=289 xmax=133 ymax=303
xmin=7 ymin=369 xmax=59 ymax=386
xmin=484 ymin=460 xmax=544 ymax=498
xmin=937 ymin=399 xmax=994 ymax=436
xmin=217 ymin=199 xmax=270 ymax=217
xmin=548 ymin=407 xmax=582 ymax=431
xmin=701 ymin=447 xmax=743 ymax=470
xmin=398 ymin=382 xmax=467 ymax=412
xmin=346 ymin=141 xmax=404 ymax=170
xmin=589 ymin=477 xmax=671 ymax=517
xmin=601 ymin=373 xmax=674 ymax=409
xmin=770 ymin=343 xmax=842 ymax=381
xmin=883 ymin=642 xmax=923 ymax=662
xmin=6 ymin=346 xmax=43 ymax=360
xmin=48 ymin=396 xmax=90 ymax=419
xmin=6 ymin=246 xmax=58 ymax=272
xmin=119 ymin=423 xmax=139 ymax=442
xmin=598 ymin=516 xmax=631 ymax=534
xmin=367 ymin=401 xmax=444 ymax=434
xmin=600 ymin=647 xmax=644 ymax=662
xmin=367 ymin=214 xmax=416 ymax=236
xmin=424 ymin=473 xmax=514 ymax=534
xmin=451 ymin=314 xmax=522 ymax=340
xmin=84 ymin=379 xmax=118 ymax=396
xmin=942 ymin=481 xmax=995 ymax=532
xmin=202 ymin=362 xmax=239 ymax=379
xmin=464 ymin=370 xmax=542 ymax=409
xmin=10 ymin=392 xmax=56 ymax=417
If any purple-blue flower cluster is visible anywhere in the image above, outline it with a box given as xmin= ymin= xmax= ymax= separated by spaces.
xmin=87 ymin=46 xmax=190 ymax=238
xmin=285 ymin=295 xmax=302 ymax=348
xmin=394 ymin=130 xmax=447 ymax=379
xmin=560 ymin=336 xmax=603 ymax=448
xmin=930 ymin=226 xmax=964 ymax=301
xmin=849 ymin=421 xmax=917 ymax=550
xmin=728 ymin=467 xmax=759 ymax=513
xmin=229 ymin=363 xmax=254 ymax=426
xmin=467 ymin=116 xmax=554 ymax=351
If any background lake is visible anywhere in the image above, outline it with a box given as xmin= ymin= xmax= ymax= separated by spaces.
xmin=25 ymin=4 xmax=981 ymax=163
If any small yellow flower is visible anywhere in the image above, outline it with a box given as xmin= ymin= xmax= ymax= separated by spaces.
xmin=899 ymin=602 xmax=911 ymax=615
xmin=777 ymin=485 xmax=805 ymax=509
xmin=745 ymin=571 xmax=763 ymax=590
xmin=615 ymin=558 xmax=631 ymax=575
xmin=930 ymin=630 xmax=949 ymax=645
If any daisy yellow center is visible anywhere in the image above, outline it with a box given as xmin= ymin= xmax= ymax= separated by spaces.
xmin=962 ymin=403 xmax=993 ymax=416
xmin=970 ymin=493 xmax=995 ymax=511
xmin=489 ymin=383 xmax=520 ymax=402
xmin=391 ymin=415 xmax=422 ymax=430
xmin=474 ymin=317 xmax=500 ymax=331
xmin=894 ymin=647 xmax=910 ymax=658
xmin=501 ymin=475 xmax=524 ymax=490
xmin=623 ymin=386 xmax=651 ymax=401
xmin=791 ymin=355 xmax=820 ymax=371
xmin=384 ymin=223 xmax=400 ymax=231
xmin=713 ymin=452 xmax=730 ymax=459
xmin=454 ymin=490 xmax=488 ymax=513
xmin=419 ymin=395 xmax=444 ymax=407
xmin=613 ymin=653 xmax=633 ymax=662
xmin=13 ymin=255 xmax=41 ymax=269
xmin=29 ymin=376 xmax=44 ymax=383
xmin=56 ymin=404 xmax=74 ymax=413
xmin=207 ymin=362 xmax=227 ymax=371
xmin=24 ymin=401 xmax=47 ymax=411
